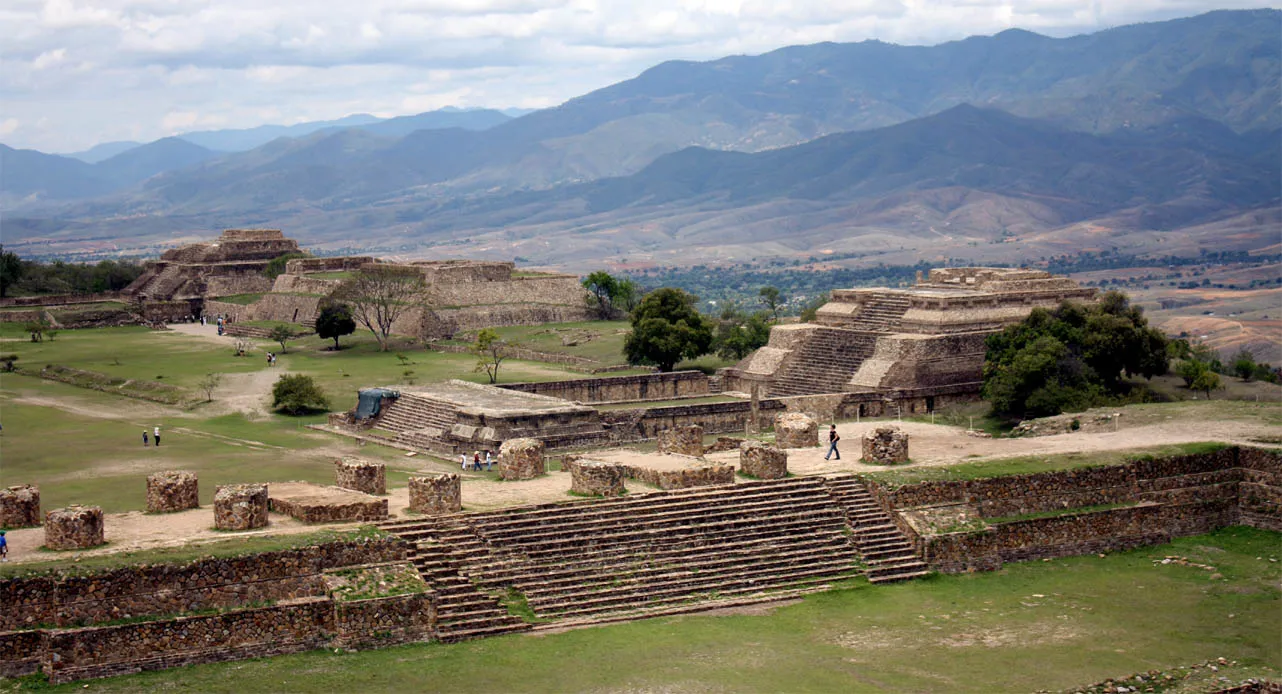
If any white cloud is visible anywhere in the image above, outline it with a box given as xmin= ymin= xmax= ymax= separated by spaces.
xmin=0 ymin=0 xmax=1275 ymax=152
xmin=0 ymin=118 xmax=19 ymax=136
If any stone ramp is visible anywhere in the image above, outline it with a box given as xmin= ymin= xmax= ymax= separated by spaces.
xmin=822 ymin=475 xmax=931 ymax=583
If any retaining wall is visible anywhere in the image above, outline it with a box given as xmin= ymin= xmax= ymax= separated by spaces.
xmin=500 ymin=371 xmax=709 ymax=404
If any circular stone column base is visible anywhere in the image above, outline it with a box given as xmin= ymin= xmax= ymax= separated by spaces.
xmin=213 ymin=484 xmax=269 ymax=530
xmin=739 ymin=441 xmax=789 ymax=480
xmin=146 ymin=471 xmax=199 ymax=513
xmin=499 ymin=438 xmax=547 ymax=480
xmin=44 ymin=505 xmax=105 ymax=550
xmin=774 ymin=413 xmax=819 ymax=449
xmin=0 ymin=484 xmax=41 ymax=528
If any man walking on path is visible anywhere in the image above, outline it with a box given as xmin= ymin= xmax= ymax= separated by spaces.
xmin=154 ymin=426 xmax=161 ymax=447
xmin=0 ymin=531 xmax=8 ymax=562
xmin=459 ymin=453 xmax=468 ymax=470
xmin=143 ymin=430 xmax=149 ymax=446
xmin=824 ymin=424 xmax=840 ymax=460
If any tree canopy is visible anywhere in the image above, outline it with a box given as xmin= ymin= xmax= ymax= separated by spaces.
xmin=713 ymin=302 xmax=771 ymax=361
xmin=623 ymin=288 xmax=713 ymax=372
xmin=315 ymin=302 xmax=357 ymax=350
xmin=335 ymin=266 xmax=425 ymax=351
xmin=982 ymin=291 xmax=1169 ymax=419
xmin=271 ymin=374 xmax=329 ymax=415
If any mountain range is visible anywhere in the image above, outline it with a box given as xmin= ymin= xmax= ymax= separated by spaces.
xmin=1 ymin=9 xmax=1278 ymax=268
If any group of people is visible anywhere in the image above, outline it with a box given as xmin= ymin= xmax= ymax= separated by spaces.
xmin=461 ymin=450 xmax=495 ymax=472
xmin=142 ymin=426 xmax=162 ymax=447
xmin=265 ymin=352 xmax=277 ymax=366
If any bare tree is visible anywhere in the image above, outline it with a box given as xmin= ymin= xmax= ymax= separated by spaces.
xmin=198 ymin=373 xmax=223 ymax=402
xmin=472 ymin=328 xmax=511 ymax=384
xmin=335 ymin=265 xmax=426 ymax=352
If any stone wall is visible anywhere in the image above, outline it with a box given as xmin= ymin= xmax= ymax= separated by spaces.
xmin=0 ymin=538 xmax=405 ymax=632
xmin=286 ymin=257 xmax=374 ymax=274
xmin=335 ymin=458 xmax=386 ymax=495
xmin=44 ymin=506 xmax=105 ymax=550
xmin=244 ymin=292 xmax=324 ymax=325
xmin=213 ymin=484 xmax=269 ymax=530
xmin=270 ymin=274 xmax=341 ymax=296
xmin=202 ymin=299 xmax=251 ymax=322
xmin=499 ymin=438 xmax=546 ymax=480
xmin=774 ymin=412 xmax=818 ymax=449
xmin=657 ymin=425 xmax=705 ymax=457
xmin=861 ymin=427 xmax=909 ymax=465
xmin=0 ymin=485 xmax=41 ymax=528
xmin=423 ymin=275 xmax=586 ymax=307
xmin=500 ymin=371 xmax=709 ymax=404
xmin=425 ymin=304 xmax=593 ymax=338
xmin=0 ymin=292 xmax=120 ymax=308
xmin=269 ymin=493 xmax=388 ymax=524
xmin=739 ymin=441 xmax=788 ymax=480
xmin=602 ymin=399 xmax=786 ymax=441
xmin=332 ymin=592 xmax=433 ymax=650
xmin=0 ymin=630 xmax=44 ymax=678
xmin=146 ymin=472 xmax=199 ymax=513
xmin=408 ymin=474 xmax=462 ymax=515
xmin=616 ymin=462 xmax=735 ymax=490
xmin=569 ymin=460 xmax=626 ymax=497
xmin=205 ymin=275 xmax=274 ymax=297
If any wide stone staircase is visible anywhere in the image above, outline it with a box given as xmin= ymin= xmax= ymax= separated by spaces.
xmin=768 ymin=328 xmax=877 ymax=397
xmin=377 ymin=516 xmax=531 ymax=642
xmin=822 ymin=475 xmax=931 ymax=583
xmin=850 ymin=293 xmax=911 ymax=332
xmin=372 ymin=393 xmax=460 ymax=450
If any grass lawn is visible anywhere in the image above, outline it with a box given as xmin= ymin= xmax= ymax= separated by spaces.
xmin=7 ymin=526 xmax=1277 ymax=693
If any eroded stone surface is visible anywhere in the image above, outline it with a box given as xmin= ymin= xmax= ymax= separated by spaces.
xmin=0 ymin=485 xmax=41 ymax=528
xmin=570 ymin=461 xmax=626 ymax=497
xmin=656 ymin=424 xmax=704 ymax=457
xmin=44 ymin=505 xmax=105 ymax=550
xmin=862 ymin=427 xmax=909 ymax=465
xmin=408 ymin=474 xmax=462 ymax=515
xmin=774 ymin=412 xmax=818 ymax=449
xmin=334 ymin=458 xmax=386 ymax=495
xmin=146 ymin=471 xmax=199 ymax=513
xmin=499 ymin=438 xmax=546 ymax=480
xmin=214 ymin=484 xmax=269 ymax=531
xmin=739 ymin=441 xmax=788 ymax=480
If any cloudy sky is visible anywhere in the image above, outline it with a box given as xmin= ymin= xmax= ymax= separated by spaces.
xmin=1 ymin=0 xmax=1275 ymax=153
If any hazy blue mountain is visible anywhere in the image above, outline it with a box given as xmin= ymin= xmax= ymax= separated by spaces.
xmin=94 ymin=137 xmax=222 ymax=187
xmin=176 ymin=113 xmax=382 ymax=152
xmin=64 ymin=141 xmax=143 ymax=164
xmin=346 ymin=108 xmax=512 ymax=138
xmin=0 ymin=145 xmax=114 ymax=200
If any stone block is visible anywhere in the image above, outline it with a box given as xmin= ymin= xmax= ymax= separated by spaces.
xmin=739 ymin=441 xmax=789 ymax=480
xmin=774 ymin=412 xmax=818 ymax=449
xmin=862 ymin=427 xmax=909 ymax=465
xmin=499 ymin=438 xmax=546 ymax=480
xmin=657 ymin=424 xmax=704 ymax=457
xmin=408 ymin=474 xmax=462 ymax=515
xmin=335 ymin=457 xmax=386 ymax=495
xmin=0 ymin=485 xmax=41 ymax=528
xmin=213 ymin=484 xmax=269 ymax=531
xmin=44 ymin=505 xmax=105 ymax=550
xmin=570 ymin=461 xmax=626 ymax=497
xmin=146 ymin=471 xmax=199 ymax=513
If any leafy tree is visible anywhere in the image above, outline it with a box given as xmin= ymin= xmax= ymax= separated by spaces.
xmin=315 ymin=302 xmax=357 ymax=350
xmin=583 ymin=271 xmax=619 ymax=320
xmin=271 ymin=374 xmax=329 ymax=415
xmin=472 ymin=328 xmax=511 ymax=384
xmin=713 ymin=304 xmax=772 ymax=360
xmin=1231 ymin=348 xmax=1257 ymax=381
xmin=982 ymin=291 xmax=1168 ymax=419
xmin=1177 ymin=358 xmax=1210 ymax=389
xmin=335 ymin=265 xmax=426 ymax=351
xmin=268 ymin=325 xmax=296 ymax=353
xmin=0 ymin=246 xmax=23 ymax=299
xmin=799 ymin=293 xmax=828 ymax=323
xmin=1190 ymin=367 xmax=1223 ymax=399
xmin=758 ymin=286 xmax=783 ymax=323
xmin=623 ymin=288 xmax=713 ymax=372
xmin=197 ymin=373 xmax=223 ymax=402
xmin=262 ymin=252 xmax=310 ymax=279
xmin=614 ymin=278 xmax=641 ymax=315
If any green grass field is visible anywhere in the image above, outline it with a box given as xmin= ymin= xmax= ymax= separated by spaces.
xmin=4 ymin=526 xmax=1276 ymax=693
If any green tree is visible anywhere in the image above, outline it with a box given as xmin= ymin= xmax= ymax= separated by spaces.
xmin=758 ymin=286 xmax=783 ymax=323
xmin=713 ymin=304 xmax=772 ymax=360
xmin=982 ymin=291 xmax=1169 ymax=419
xmin=0 ymin=246 xmax=23 ymax=299
xmin=1190 ymin=368 xmax=1223 ymax=399
xmin=613 ymin=278 xmax=641 ymax=315
xmin=799 ymin=293 xmax=828 ymax=323
xmin=271 ymin=374 xmax=329 ymax=415
xmin=623 ymin=288 xmax=713 ymax=372
xmin=315 ymin=303 xmax=356 ymax=350
xmin=268 ymin=325 xmax=296 ymax=353
xmin=472 ymin=328 xmax=511 ymax=384
xmin=1231 ymin=348 xmax=1257 ymax=381
xmin=262 ymin=252 xmax=310 ymax=279
xmin=583 ymin=271 xmax=619 ymax=320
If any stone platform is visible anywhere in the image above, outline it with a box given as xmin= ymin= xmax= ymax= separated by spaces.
xmin=268 ymin=482 xmax=388 ymax=524
xmin=584 ymin=450 xmax=734 ymax=490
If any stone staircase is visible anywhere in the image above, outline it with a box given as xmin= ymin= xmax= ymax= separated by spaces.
xmin=222 ymin=323 xmax=315 ymax=340
xmin=374 ymin=393 xmax=459 ymax=435
xmin=850 ymin=293 xmax=911 ymax=332
xmin=768 ymin=328 xmax=877 ymax=396
xmin=377 ymin=516 xmax=531 ymax=642
xmin=822 ymin=475 xmax=931 ymax=583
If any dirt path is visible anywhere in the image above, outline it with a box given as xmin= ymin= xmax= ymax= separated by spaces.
xmin=166 ymin=322 xmax=248 ymax=346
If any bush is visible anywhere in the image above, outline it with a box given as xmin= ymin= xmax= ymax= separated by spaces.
xmin=271 ymin=374 xmax=330 ymax=415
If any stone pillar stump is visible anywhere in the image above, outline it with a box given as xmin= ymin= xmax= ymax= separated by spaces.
xmin=739 ymin=441 xmax=789 ymax=480
xmin=774 ymin=413 xmax=818 ymax=449
xmin=409 ymin=474 xmax=461 ymax=515
xmin=0 ymin=485 xmax=41 ymax=528
xmin=570 ymin=461 xmax=626 ymax=497
xmin=862 ymin=427 xmax=909 ymax=465
xmin=657 ymin=424 xmax=704 ymax=457
xmin=213 ymin=484 xmax=269 ymax=530
xmin=335 ymin=457 xmax=386 ymax=495
xmin=44 ymin=505 xmax=105 ymax=550
xmin=499 ymin=438 xmax=546 ymax=480
xmin=146 ymin=471 xmax=199 ymax=513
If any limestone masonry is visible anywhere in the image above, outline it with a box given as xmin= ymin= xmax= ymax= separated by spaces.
xmin=0 ymin=485 xmax=41 ymax=528
xmin=408 ymin=474 xmax=462 ymax=515
xmin=334 ymin=458 xmax=386 ymax=495
xmin=774 ymin=412 xmax=819 ymax=449
xmin=862 ymin=427 xmax=910 ymax=465
xmin=656 ymin=424 xmax=705 ymax=457
xmin=739 ymin=441 xmax=789 ymax=480
xmin=213 ymin=484 xmax=269 ymax=531
xmin=145 ymin=471 xmax=199 ymax=513
xmin=569 ymin=460 xmax=627 ymax=497
xmin=499 ymin=438 xmax=547 ymax=480
xmin=44 ymin=505 xmax=105 ymax=550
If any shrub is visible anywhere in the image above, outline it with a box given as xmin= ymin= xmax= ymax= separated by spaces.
xmin=271 ymin=374 xmax=330 ymax=415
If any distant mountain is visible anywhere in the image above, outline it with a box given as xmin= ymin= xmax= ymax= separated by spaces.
xmin=95 ymin=138 xmax=222 ymax=187
xmin=0 ymin=146 xmax=114 ymax=200
xmin=174 ymin=108 xmax=513 ymax=152
xmin=346 ymin=108 xmax=513 ymax=139
xmin=65 ymin=141 xmax=143 ymax=164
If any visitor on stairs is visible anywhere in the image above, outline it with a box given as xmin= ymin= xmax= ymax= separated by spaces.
xmin=825 ymin=424 xmax=840 ymax=460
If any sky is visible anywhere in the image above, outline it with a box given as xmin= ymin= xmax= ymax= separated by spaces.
xmin=1 ymin=0 xmax=1277 ymax=153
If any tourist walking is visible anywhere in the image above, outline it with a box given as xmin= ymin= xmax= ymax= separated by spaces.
xmin=484 ymin=450 xmax=493 ymax=471
xmin=472 ymin=451 xmax=482 ymax=471
xmin=459 ymin=453 xmax=468 ymax=470
xmin=0 ymin=531 xmax=8 ymax=562
xmin=142 ymin=430 xmax=149 ymax=446
xmin=824 ymin=424 xmax=840 ymax=460
xmin=154 ymin=426 xmax=161 ymax=447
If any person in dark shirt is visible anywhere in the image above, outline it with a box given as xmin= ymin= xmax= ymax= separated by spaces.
xmin=825 ymin=425 xmax=841 ymax=460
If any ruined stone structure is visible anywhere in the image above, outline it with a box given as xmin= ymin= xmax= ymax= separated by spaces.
xmin=739 ymin=441 xmax=788 ymax=480
xmin=569 ymin=460 xmax=627 ymax=497
xmin=124 ymin=229 xmax=298 ymax=310
xmin=334 ymin=458 xmax=386 ymax=495
xmin=145 ymin=471 xmax=199 ymax=513
xmin=213 ymin=484 xmax=269 ymax=531
xmin=862 ymin=427 xmax=910 ymax=465
xmin=774 ymin=412 xmax=818 ymax=449
xmin=499 ymin=438 xmax=547 ymax=480
xmin=44 ymin=506 xmax=105 ymax=550
xmin=656 ymin=424 xmax=705 ymax=457
xmin=723 ymin=268 xmax=1095 ymax=401
xmin=0 ymin=485 xmax=40 ymax=528
xmin=408 ymin=474 xmax=462 ymax=515
xmin=268 ymin=483 xmax=388 ymax=523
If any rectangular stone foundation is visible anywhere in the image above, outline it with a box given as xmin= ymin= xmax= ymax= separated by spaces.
xmin=268 ymin=483 xmax=387 ymax=523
